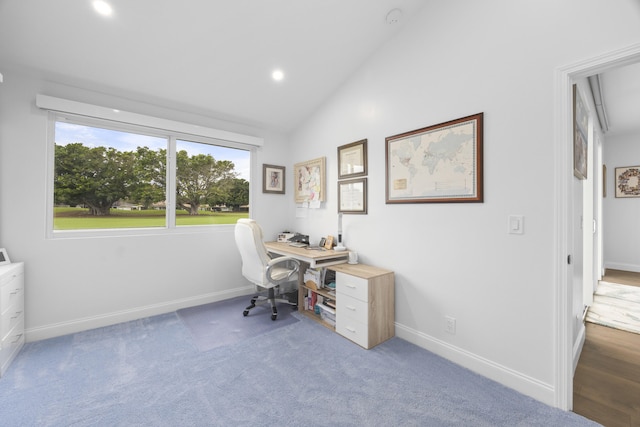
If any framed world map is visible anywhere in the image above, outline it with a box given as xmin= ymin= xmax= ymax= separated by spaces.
xmin=385 ymin=113 xmax=484 ymax=203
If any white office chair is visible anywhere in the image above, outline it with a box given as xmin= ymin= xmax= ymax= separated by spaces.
xmin=234 ymin=219 xmax=300 ymax=321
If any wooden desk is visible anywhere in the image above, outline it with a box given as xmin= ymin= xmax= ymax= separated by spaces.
xmin=264 ymin=241 xmax=348 ymax=268
xmin=265 ymin=242 xmax=394 ymax=349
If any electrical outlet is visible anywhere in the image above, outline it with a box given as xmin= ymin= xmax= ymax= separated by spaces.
xmin=445 ymin=316 xmax=456 ymax=334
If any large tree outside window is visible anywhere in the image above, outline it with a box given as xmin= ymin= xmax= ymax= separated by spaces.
xmin=53 ymin=118 xmax=250 ymax=231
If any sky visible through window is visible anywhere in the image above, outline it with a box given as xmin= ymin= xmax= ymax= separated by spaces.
xmin=54 ymin=122 xmax=251 ymax=180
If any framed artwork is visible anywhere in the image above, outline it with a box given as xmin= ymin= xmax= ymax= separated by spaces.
xmin=573 ymin=84 xmax=588 ymax=180
xmin=615 ymin=166 xmax=640 ymax=198
xmin=262 ymin=164 xmax=285 ymax=194
xmin=294 ymin=157 xmax=326 ymax=203
xmin=338 ymin=139 xmax=367 ymax=179
xmin=0 ymin=248 xmax=10 ymax=266
xmin=338 ymin=178 xmax=367 ymax=214
xmin=324 ymin=235 xmax=334 ymax=250
xmin=385 ymin=113 xmax=483 ymax=204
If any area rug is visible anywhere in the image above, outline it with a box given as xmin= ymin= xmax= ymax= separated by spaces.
xmin=176 ymin=294 xmax=299 ymax=351
xmin=586 ymin=281 xmax=640 ymax=334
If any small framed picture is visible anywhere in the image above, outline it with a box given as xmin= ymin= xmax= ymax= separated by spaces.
xmin=0 ymin=248 xmax=11 ymax=266
xmin=263 ymin=164 xmax=285 ymax=194
xmin=615 ymin=166 xmax=640 ymax=198
xmin=324 ymin=235 xmax=334 ymax=250
xmin=338 ymin=178 xmax=367 ymax=214
xmin=338 ymin=139 xmax=367 ymax=179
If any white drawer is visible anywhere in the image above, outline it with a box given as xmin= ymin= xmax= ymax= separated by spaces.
xmin=0 ymin=273 xmax=24 ymax=315
xmin=1 ymin=297 xmax=24 ymax=342
xmin=337 ymin=294 xmax=368 ymax=325
xmin=336 ymin=316 xmax=368 ymax=348
xmin=336 ymin=272 xmax=369 ymax=302
xmin=0 ymin=317 xmax=24 ymax=376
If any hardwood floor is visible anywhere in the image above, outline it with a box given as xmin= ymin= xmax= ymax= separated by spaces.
xmin=602 ymin=269 xmax=640 ymax=288
xmin=573 ymin=269 xmax=640 ymax=426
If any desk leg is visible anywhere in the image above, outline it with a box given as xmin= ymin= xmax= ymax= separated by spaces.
xmin=297 ymin=261 xmax=310 ymax=309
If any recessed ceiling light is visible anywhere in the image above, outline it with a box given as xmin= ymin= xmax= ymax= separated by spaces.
xmin=93 ymin=0 xmax=113 ymax=17
xmin=272 ymin=70 xmax=284 ymax=82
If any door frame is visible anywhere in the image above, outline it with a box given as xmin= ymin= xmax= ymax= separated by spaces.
xmin=554 ymin=42 xmax=640 ymax=410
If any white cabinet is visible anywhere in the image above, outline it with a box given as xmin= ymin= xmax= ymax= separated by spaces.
xmin=331 ymin=263 xmax=394 ymax=349
xmin=0 ymin=262 xmax=24 ymax=377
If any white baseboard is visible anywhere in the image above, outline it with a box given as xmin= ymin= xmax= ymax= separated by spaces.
xmin=604 ymin=262 xmax=640 ymax=273
xmin=25 ymin=286 xmax=255 ymax=342
xmin=395 ymin=322 xmax=556 ymax=407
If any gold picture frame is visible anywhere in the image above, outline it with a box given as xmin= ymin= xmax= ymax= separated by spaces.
xmin=294 ymin=157 xmax=326 ymax=203
xmin=573 ymin=84 xmax=588 ymax=180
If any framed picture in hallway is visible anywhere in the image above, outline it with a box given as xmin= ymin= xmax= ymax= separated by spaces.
xmin=573 ymin=84 xmax=588 ymax=180
xmin=615 ymin=166 xmax=640 ymax=198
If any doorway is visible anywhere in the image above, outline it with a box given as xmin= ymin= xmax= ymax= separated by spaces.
xmin=555 ymin=42 xmax=640 ymax=411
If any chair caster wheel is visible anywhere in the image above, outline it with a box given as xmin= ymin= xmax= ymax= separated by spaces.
xmin=243 ymin=310 xmax=249 ymax=317
xmin=271 ymin=314 xmax=277 ymax=321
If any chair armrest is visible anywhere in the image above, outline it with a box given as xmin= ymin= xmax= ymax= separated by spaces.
xmin=266 ymin=256 xmax=300 ymax=285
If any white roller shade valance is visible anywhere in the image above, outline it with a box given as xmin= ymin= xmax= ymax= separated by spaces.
xmin=36 ymin=94 xmax=264 ymax=147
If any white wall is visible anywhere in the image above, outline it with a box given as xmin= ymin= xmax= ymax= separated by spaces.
xmin=0 ymin=68 xmax=293 ymax=340
xmin=287 ymin=0 xmax=640 ymax=406
xmin=2 ymin=0 xmax=640 ymax=409
xmin=603 ymin=131 xmax=640 ymax=272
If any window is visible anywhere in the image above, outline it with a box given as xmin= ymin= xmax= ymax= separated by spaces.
xmin=50 ymin=114 xmax=251 ymax=235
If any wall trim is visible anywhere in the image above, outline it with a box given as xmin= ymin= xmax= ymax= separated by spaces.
xmin=25 ymin=286 xmax=255 ymax=342
xmin=604 ymin=262 xmax=640 ymax=273
xmin=573 ymin=322 xmax=586 ymax=373
xmin=395 ymin=322 xmax=555 ymax=406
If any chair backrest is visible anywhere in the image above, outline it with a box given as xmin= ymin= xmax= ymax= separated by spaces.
xmin=234 ymin=219 xmax=272 ymax=286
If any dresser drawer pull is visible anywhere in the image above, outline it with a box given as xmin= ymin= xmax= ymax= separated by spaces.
xmin=10 ymin=311 xmax=23 ymax=320
xmin=346 ymin=305 xmax=357 ymax=311
xmin=346 ymin=284 xmax=357 ymax=289
xmin=345 ymin=326 xmax=357 ymax=333
xmin=10 ymin=288 xmax=21 ymax=295
xmin=11 ymin=333 xmax=23 ymax=344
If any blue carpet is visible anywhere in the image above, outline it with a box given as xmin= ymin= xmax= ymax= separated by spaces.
xmin=176 ymin=295 xmax=299 ymax=351
xmin=0 ymin=308 xmax=599 ymax=426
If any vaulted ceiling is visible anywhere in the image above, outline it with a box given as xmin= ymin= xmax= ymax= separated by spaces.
xmin=0 ymin=0 xmax=426 ymax=133
xmin=1 ymin=1 xmax=638 ymax=138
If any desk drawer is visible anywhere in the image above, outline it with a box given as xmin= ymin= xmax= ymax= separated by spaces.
xmin=337 ymin=294 xmax=368 ymax=325
xmin=336 ymin=272 xmax=369 ymax=302
xmin=336 ymin=316 xmax=368 ymax=348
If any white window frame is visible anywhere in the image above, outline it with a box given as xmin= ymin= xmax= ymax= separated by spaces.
xmin=40 ymin=95 xmax=261 ymax=239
